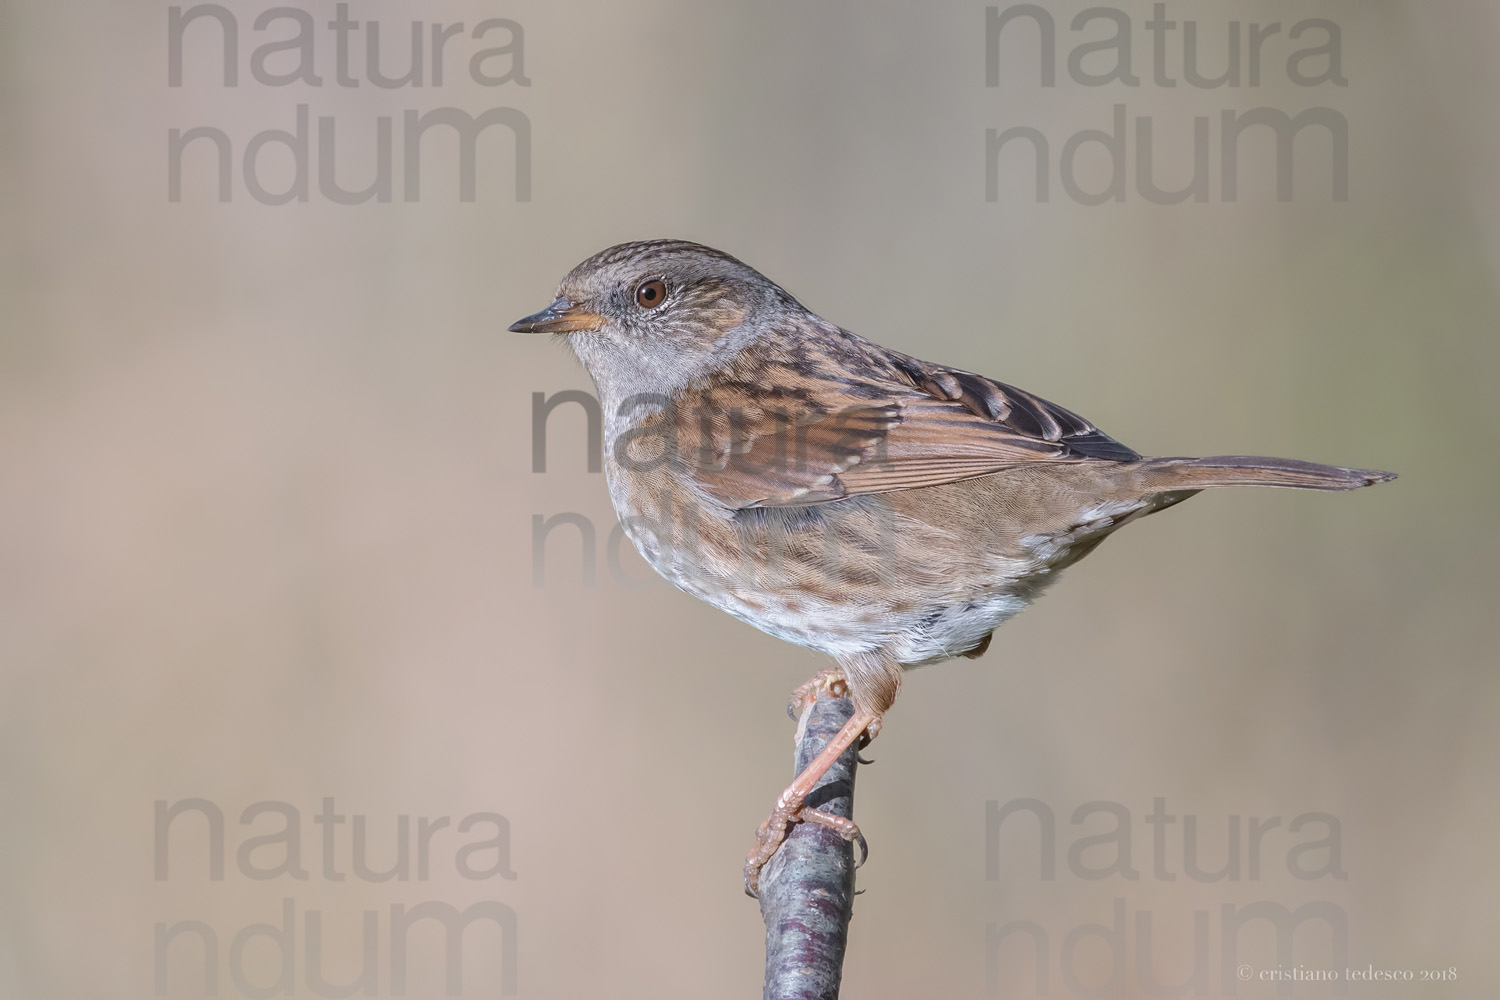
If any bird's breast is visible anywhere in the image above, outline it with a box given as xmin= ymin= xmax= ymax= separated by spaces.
xmin=600 ymin=459 xmax=1053 ymax=661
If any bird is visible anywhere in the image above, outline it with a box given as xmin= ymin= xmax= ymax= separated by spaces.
xmin=508 ymin=239 xmax=1394 ymax=896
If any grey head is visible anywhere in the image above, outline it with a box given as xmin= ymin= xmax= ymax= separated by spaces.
xmin=509 ymin=240 xmax=806 ymax=407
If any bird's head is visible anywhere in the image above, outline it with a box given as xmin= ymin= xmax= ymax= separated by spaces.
xmin=509 ymin=240 xmax=799 ymax=403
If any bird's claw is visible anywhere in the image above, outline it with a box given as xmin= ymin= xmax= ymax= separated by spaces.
xmin=786 ymin=667 xmax=850 ymax=723
xmin=743 ymin=804 xmax=868 ymax=897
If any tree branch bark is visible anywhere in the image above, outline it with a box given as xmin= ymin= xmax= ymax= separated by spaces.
xmin=758 ymin=691 xmax=861 ymax=1000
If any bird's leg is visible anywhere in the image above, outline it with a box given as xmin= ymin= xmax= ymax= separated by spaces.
xmin=744 ymin=707 xmax=878 ymax=897
xmin=746 ymin=652 xmax=901 ymax=896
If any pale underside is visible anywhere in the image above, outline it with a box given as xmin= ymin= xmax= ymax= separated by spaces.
xmin=608 ymin=440 xmax=1174 ymax=668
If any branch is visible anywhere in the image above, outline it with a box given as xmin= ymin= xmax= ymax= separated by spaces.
xmin=758 ymin=691 xmax=861 ymax=1000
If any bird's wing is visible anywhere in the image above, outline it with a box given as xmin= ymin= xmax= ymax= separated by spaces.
xmin=672 ymin=340 xmax=1140 ymax=509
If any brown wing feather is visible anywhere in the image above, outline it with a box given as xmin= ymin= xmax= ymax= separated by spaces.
xmin=675 ymin=332 xmax=1138 ymax=509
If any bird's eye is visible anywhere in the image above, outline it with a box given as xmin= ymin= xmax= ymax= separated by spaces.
xmin=635 ymin=279 xmax=667 ymax=309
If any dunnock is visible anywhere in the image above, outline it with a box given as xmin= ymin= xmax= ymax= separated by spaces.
xmin=510 ymin=239 xmax=1394 ymax=895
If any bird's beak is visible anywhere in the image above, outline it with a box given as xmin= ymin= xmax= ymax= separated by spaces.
xmin=508 ymin=297 xmax=604 ymax=334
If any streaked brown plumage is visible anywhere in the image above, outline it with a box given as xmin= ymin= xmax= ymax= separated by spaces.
xmin=509 ymin=239 xmax=1394 ymax=895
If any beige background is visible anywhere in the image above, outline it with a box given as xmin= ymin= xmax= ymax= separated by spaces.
xmin=2 ymin=1 xmax=1497 ymax=997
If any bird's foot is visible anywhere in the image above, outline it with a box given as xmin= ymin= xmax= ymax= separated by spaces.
xmin=786 ymin=667 xmax=850 ymax=722
xmin=744 ymin=802 xmax=868 ymax=898
xmin=787 ymin=667 xmax=881 ymax=749
xmin=744 ymin=708 xmax=878 ymax=897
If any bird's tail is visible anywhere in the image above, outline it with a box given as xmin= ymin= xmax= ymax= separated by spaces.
xmin=1140 ymin=455 xmax=1396 ymax=492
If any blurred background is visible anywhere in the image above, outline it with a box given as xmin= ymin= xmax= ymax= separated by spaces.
xmin=2 ymin=1 xmax=1497 ymax=997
